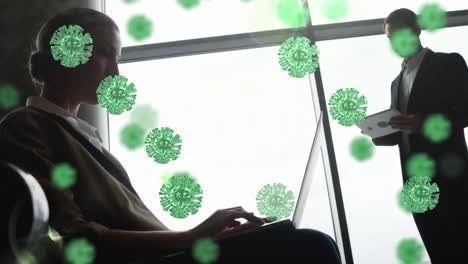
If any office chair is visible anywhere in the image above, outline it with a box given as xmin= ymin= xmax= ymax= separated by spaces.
xmin=0 ymin=162 xmax=62 ymax=263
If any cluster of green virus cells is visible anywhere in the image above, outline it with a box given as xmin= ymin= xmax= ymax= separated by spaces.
xmin=192 ymin=238 xmax=220 ymax=264
xmin=278 ymin=36 xmax=320 ymax=78
xmin=50 ymin=25 xmax=93 ymax=68
xmin=390 ymin=3 xmax=447 ymax=58
xmin=395 ymin=114 xmax=453 ymax=214
xmin=65 ymin=238 xmax=95 ymax=264
xmin=399 ymin=153 xmax=440 ymax=214
xmin=119 ymin=104 xmax=159 ymax=150
xmin=256 ymin=183 xmax=295 ymax=220
xmin=48 ymin=24 xmax=139 ymax=117
xmin=51 ymin=163 xmax=77 ymax=190
xmin=159 ymin=172 xmax=203 ymax=219
xmin=397 ymin=238 xmax=424 ymax=264
xmin=0 ymin=83 xmax=20 ymax=110
xmin=327 ymin=87 xmax=374 ymax=160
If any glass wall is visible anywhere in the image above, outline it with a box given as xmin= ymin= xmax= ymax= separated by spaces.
xmin=108 ymin=46 xmax=335 ymax=235
xmin=317 ymin=25 xmax=468 ymax=263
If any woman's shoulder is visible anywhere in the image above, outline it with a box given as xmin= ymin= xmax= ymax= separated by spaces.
xmin=0 ymin=106 xmax=58 ymax=133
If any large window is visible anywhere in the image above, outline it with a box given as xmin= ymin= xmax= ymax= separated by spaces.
xmin=109 ymin=46 xmax=335 ymax=235
xmin=317 ymin=25 xmax=468 ymax=264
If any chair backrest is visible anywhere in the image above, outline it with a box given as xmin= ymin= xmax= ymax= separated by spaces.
xmin=0 ymin=162 xmax=49 ymax=262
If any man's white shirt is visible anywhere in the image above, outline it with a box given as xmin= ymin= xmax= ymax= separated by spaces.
xmin=399 ymin=47 xmax=429 ymax=154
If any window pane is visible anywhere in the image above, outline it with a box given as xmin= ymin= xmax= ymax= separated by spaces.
xmin=106 ymin=0 xmax=294 ymax=46
xmin=109 ymin=46 xmax=335 ymax=237
xmin=308 ymin=0 xmax=467 ymax=25
xmin=318 ymin=26 xmax=468 ymax=263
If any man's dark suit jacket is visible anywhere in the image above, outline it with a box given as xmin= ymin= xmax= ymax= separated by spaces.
xmin=0 ymin=106 xmax=169 ymax=262
xmin=373 ymin=49 xmax=468 ymax=262
xmin=373 ymin=49 xmax=468 ymax=181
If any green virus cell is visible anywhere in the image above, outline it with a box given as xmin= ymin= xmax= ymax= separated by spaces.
xmin=0 ymin=83 xmax=20 ymax=110
xmin=350 ymin=136 xmax=374 ymax=161
xmin=440 ymin=152 xmax=465 ymax=178
xmin=178 ymin=0 xmax=200 ymax=9
xmin=390 ymin=28 xmax=419 ymax=58
xmin=130 ymin=104 xmax=158 ymax=131
xmin=50 ymin=25 xmax=93 ymax=68
xmin=51 ymin=163 xmax=77 ymax=190
xmin=397 ymin=238 xmax=424 ymax=264
xmin=128 ymin=15 xmax=153 ymax=41
xmin=159 ymin=172 xmax=203 ymax=219
xmin=329 ymin=88 xmax=367 ymax=126
xmin=192 ymin=238 xmax=220 ymax=264
xmin=418 ymin=3 xmax=447 ymax=32
xmin=256 ymin=183 xmax=295 ymax=220
xmin=276 ymin=0 xmax=310 ymax=28
xmin=278 ymin=36 xmax=320 ymax=78
xmin=120 ymin=123 xmax=146 ymax=150
xmin=145 ymin=127 xmax=182 ymax=164
xmin=399 ymin=176 xmax=439 ymax=214
xmin=65 ymin=238 xmax=95 ymax=264
xmin=423 ymin=114 xmax=451 ymax=143
xmin=405 ymin=153 xmax=435 ymax=179
xmin=320 ymin=0 xmax=349 ymax=21
xmin=96 ymin=75 xmax=137 ymax=115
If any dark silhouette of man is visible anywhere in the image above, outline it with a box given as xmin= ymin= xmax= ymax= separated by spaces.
xmin=372 ymin=8 xmax=468 ymax=263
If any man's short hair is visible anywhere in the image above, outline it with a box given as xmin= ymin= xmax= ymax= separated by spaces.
xmin=383 ymin=8 xmax=418 ymax=30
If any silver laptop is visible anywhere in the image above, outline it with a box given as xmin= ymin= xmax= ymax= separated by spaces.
xmin=253 ymin=111 xmax=324 ymax=231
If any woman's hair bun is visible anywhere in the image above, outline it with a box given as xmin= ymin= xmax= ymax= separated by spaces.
xmin=29 ymin=51 xmax=52 ymax=83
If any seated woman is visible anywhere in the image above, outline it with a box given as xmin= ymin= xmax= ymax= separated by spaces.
xmin=0 ymin=8 xmax=341 ymax=264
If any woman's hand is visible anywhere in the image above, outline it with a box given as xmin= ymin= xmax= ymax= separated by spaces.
xmin=187 ymin=206 xmax=265 ymax=241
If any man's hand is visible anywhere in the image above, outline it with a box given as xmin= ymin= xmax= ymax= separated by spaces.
xmin=388 ymin=114 xmax=422 ymax=134
xmin=188 ymin=206 xmax=265 ymax=241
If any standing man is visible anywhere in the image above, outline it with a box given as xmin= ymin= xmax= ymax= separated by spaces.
xmin=373 ymin=8 xmax=468 ymax=263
